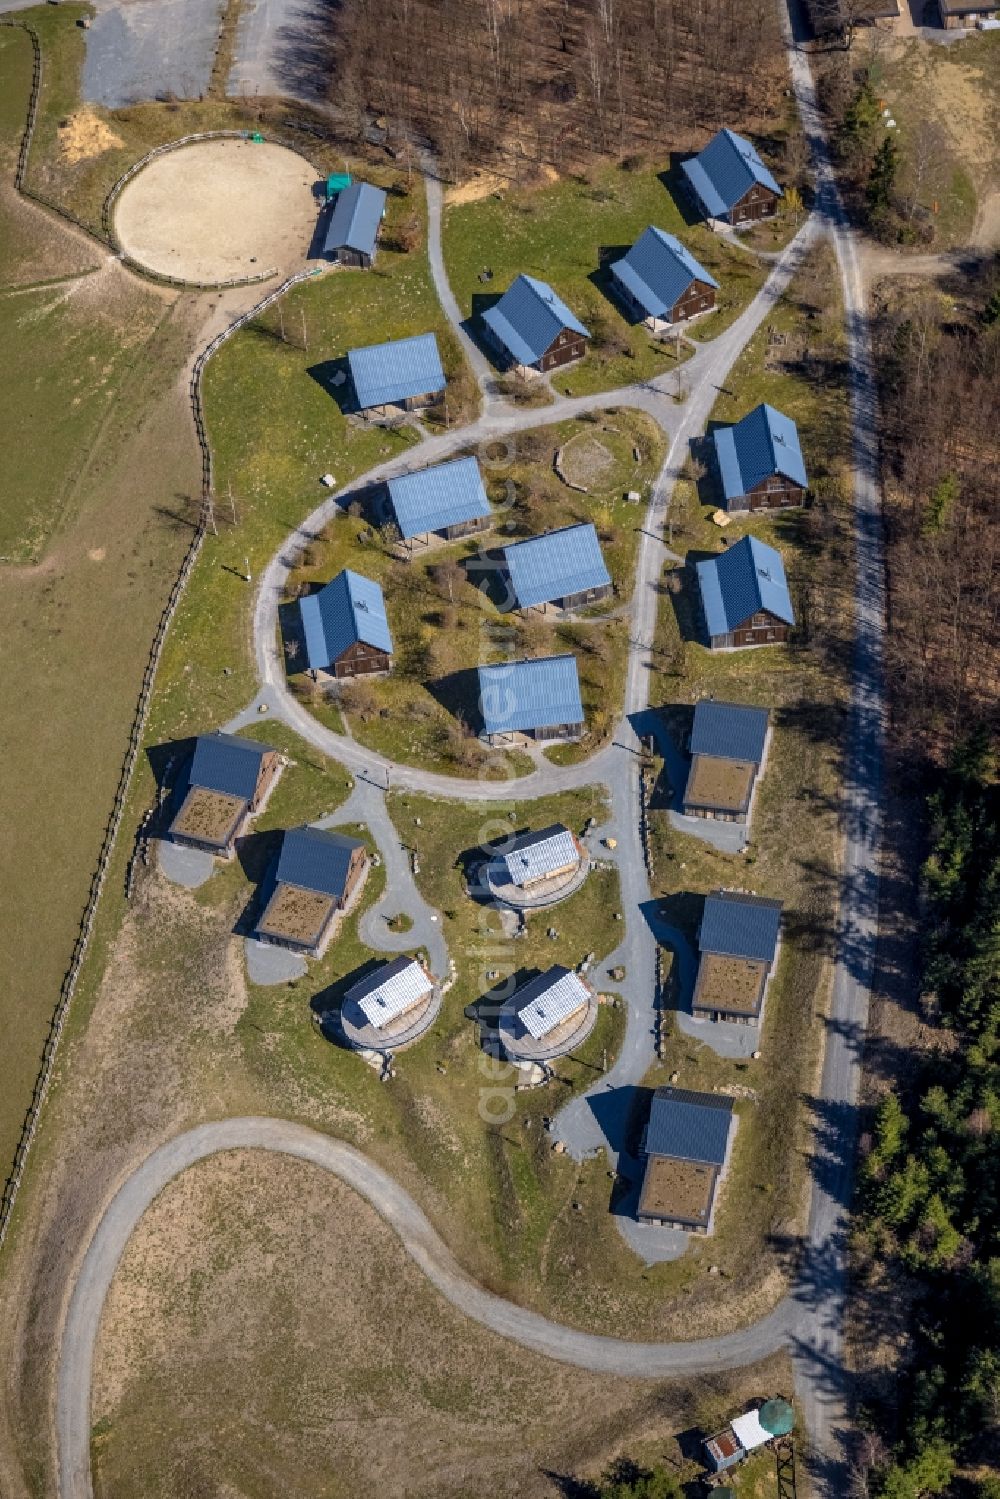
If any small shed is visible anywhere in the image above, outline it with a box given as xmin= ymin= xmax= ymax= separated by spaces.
xmin=477 ymin=655 xmax=584 ymax=746
xmin=326 ymin=171 xmax=352 ymax=200
xmin=713 ymin=403 xmax=808 ymax=513
xmin=347 ymin=332 xmax=446 ymax=416
xmin=934 ymin=0 xmax=995 ymax=25
xmin=696 ymin=534 xmax=795 ymax=649
xmin=681 ymin=128 xmax=783 ymax=227
xmin=481 ymin=274 xmax=590 ymax=375
xmin=323 ymin=180 xmax=387 ymax=268
xmin=502 ymin=522 xmax=612 ymax=613
xmin=610 ymin=226 xmax=719 ymax=330
xmin=298 ymin=568 xmax=393 ymax=679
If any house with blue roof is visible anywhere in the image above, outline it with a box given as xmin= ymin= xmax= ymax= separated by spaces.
xmin=322 ymin=181 xmax=387 ymax=268
xmin=481 ymin=275 xmax=590 ymax=375
xmin=298 ymin=568 xmax=393 ymax=679
xmin=681 ymin=128 xmax=783 ymax=227
xmin=610 ymin=227 xmax=719 ymax=330
xmin=638 ymin=1086 xmax=736 ymax=1232
xmin=477 ymin=654 xmax=584 ymax=745
xmin=168 ymin=732 xmax=284 ymax=857
xmin=696 ymin=535 xmax=795 ymax=650
xmin=693 ymin=890 xmax=783 ymax=1023
xmin=347 ymin=332 xmax=446 ymax=416
xmin=682 ymin=700 xmax=771 ymax=825
xmin=255 ymin=826 xmax=369 ymax=956
xmin=386 ymin=455 xmax=492 ymax=551
xmin=713 ymin=403 xmax=808 ymax=513
xmin=503 ymin=523 xmax=611 ymax=613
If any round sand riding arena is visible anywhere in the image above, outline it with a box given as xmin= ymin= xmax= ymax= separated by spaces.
xmin=112 ymin=138 xmax=319 ymax=284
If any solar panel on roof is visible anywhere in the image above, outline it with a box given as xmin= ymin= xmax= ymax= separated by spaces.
xmin=501 ymin=826 xmax=578 ymax=885
xmin=699 ymin=891 xmax=782 ymax=962
xmin=189 ymin=733 xmax=272 ymax=801
xmin=513 ymin=968 xmax=590 ymax=1040
xmin=352 ymin=958 xmax=433 ymax=1028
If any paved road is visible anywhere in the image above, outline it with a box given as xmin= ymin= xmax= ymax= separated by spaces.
xmin=226 ymin=0 xmax=328 ymax=103
xmin=781 ymin=3 xmax=886 ymax=1489
xmin=56 ymin=1115 xmax=796 ymax=1499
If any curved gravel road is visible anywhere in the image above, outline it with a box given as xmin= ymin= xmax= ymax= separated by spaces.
xmin=50 ymin=2 xmax=884 ymax=1493
xmin=56 ymin=1117 xmax=796 ymax=1499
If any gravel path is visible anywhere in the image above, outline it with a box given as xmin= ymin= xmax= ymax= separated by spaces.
xmin=50 ymin=2 xmax=886 ymax=1487
xmin=55 ymin=1114 xmax=797 ymax=1498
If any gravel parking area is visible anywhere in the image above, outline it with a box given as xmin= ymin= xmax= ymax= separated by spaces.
xmin=113 ymin=139 xmax=319 ymax=283
xmin=81 ymin=0 xmax=226 ymax=108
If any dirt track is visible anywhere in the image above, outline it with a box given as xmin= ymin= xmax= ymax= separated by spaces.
xmin=113 ymin=138 xmax=319 ymax=283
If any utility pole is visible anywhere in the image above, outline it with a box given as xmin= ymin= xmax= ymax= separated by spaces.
xmin=227 ymin=480 xmax=237 ymax=527
xmin=243 ymin=556 xmax=251 ymax=583
xmin=300 ymin=307 xmax=308 ymax=352
xmin=204 ymin=492 xmax=218 ymax=536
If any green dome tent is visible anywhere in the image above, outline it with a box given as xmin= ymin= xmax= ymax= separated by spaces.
xmin=758 ymin=1397 xmax=795 ymax=1437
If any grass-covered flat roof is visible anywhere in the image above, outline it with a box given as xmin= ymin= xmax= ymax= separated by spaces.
xmin=685 ymin=754 xmax=756 ymax=813
xmin=257 ymin=882 xmax=337 ymax=947
xmin=638 ymin=1157 xmax=717 ymax=1224
xmin=693 ymin=953 xmax=767 ymax=1017
xmin=170 ymin=787 xmax=246 ymax=848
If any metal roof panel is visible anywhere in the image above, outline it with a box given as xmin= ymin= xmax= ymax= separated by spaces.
xmin=348 ymin=332 xmax=445 ymax=410
xmin=189 ymin=732 xmax=273 ymax=801
xmin=645 ymin=1086 xmax=734 ymax=1165
xmin=504 ymin=523 xmax=610 ymax=609
xmin=696 ymin=535 xmax=794 ymax=637
xmin=481 ymin=274 xmax=590 ymax=366
xmin=347 ymin=956 xmax=434 ymax=1028
xmin=299 ymin=568 xmax=393 ymax=671
xmin=275 ymin=826 xmax=366 ymax=900
xmin=478 ymin=655 xmax=583 ymax=735
xmin=511 ymin=966 xmax=591 ymax=1039
xmin=699 ymin=891 xmax=782 ymax=961
xmin=387 ymin=455 xmax=491 ymax=539
xmin=690 ymin=701 xmax=769 ymax=765
xmin=501 ymin=824 xmax=578 ymax=885
xmin=323 ymin=180 xmax=387 ymax=256
xmin=610 ymin=226 xmax=718 ymax=318
xmin=713 ymin=403 xmax=808 ymax=500
xmin=685 ymin=128 xmax=782 ymax=216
